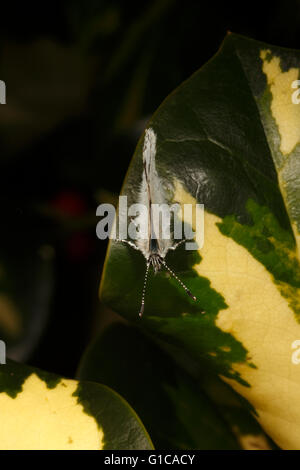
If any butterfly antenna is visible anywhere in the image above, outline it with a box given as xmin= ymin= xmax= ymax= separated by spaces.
xmin=161 ymin=260 xmax=197 ymax=301
xmin=139 ymin=262 xmax=151 ymax=317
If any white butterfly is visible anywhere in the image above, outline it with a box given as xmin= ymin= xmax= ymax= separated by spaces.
xmin=118 ymin=127 xmax=197 ymax=316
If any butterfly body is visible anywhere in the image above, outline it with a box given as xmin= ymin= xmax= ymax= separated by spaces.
xmin=118 ymin=127 xmax=197 ymax=316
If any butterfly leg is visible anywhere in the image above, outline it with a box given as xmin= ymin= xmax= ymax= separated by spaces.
xmin=168 ymin=238 xmax=189 ymax=251
xmin=113 ymin=238 xmax=141 ymax=251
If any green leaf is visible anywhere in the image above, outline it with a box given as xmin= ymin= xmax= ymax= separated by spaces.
xmin=0 ymin=360 xmax=153 ymax=450
xmin=78 ymin=322 xmax=242 ymax=450
xmin=100 ymin=33 xmax=300 ymax=449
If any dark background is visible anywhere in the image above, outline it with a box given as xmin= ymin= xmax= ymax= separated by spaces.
xmin=0 ymin=0 xmax=299 ymax=378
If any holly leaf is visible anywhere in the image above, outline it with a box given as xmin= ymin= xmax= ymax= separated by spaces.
xmin=78 ymin=322 xmax=243 ymax=449
xmin=100 ymin=33 xmax=300 ymax=449
xmin=0 ymin=360 xmax=153 ymax=450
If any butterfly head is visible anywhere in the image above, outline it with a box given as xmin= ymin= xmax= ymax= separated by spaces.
xmin=148 ymin=253 xmax=164 ymax=273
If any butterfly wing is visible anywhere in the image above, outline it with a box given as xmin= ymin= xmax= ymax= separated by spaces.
xmin=134 ymin=128 xmax=176 ymax=259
